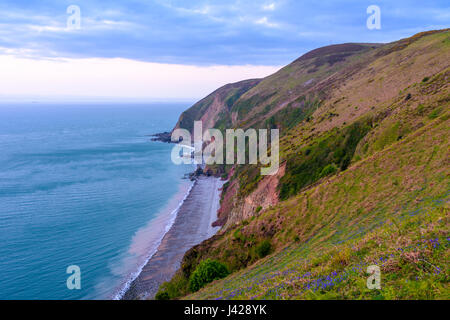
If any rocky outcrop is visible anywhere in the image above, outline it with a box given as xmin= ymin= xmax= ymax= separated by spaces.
xmin=224 ymin=163 xmax=286 ymax=228
xmin=149 ymin=132 xmax=173 ymax=143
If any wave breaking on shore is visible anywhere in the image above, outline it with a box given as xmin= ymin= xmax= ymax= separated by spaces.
xmin=118 ymin=175 xmax=224 ymax=300
xmin=112 ymin=180 xmax=195 ymax=300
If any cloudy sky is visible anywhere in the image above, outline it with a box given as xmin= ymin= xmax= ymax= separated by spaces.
xmin=1 ymin=0 xmax=448 ymax=101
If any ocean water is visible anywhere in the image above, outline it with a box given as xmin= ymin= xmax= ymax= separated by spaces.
xmin=0 ymin=103 xmax=194 ymax=299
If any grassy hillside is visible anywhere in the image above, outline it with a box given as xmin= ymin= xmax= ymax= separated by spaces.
xmin=187 ymin=112 xmax=449 ymax=300
xmin=220 ymin=29 xmax=449 ymax=225
xmin=158 ymin=29 xmax=450 ymax=300
xmin=230 ymin=43 xmax=382 ymax=129
xmin=174 ymin=79 xmax=261 ymax=134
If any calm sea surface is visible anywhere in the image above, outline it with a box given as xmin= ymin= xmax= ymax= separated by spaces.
xmin=0 ymin=103 xmax=194 ymax=299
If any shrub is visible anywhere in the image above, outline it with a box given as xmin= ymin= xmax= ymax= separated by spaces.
xmin=255 ymin=206 xmax=262 ymax=213
xmin=256 ymin=239 xmax=272 ymax=258
xmin=188 ymin=259 xmax=229 ymax=292
xmin=330 ymin=247 xmax=352 ymax=269
xmin=233 ymin=229 xmax=244 ymax=242
xmin=155 ymin=291 xmax=170 ymax=300
xmin=319 ymin=163 xmax=338 ymax=178
xmin=428 ymin=106 xmax=442 ymax=119
xmin=154 ymin=272 xmax=189 ymax=300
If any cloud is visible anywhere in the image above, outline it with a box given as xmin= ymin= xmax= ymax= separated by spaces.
xmin=28 ymin=25 xmax=68 ymax=33
xmin=0 ymin=0 xmax=448 ymax=66
xmin=262 ymin=3 xmax=276 ymax=11
xmin=254 ymin=16 xmax=279 ymax=28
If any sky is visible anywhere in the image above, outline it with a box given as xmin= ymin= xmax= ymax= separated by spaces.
xmin=0 ymin=0 xmax=448 ymax=101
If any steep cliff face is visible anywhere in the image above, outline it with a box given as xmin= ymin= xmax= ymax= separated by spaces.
xmin=173 ymin=78 xmax=261 ymax=134
xmin=159 ymin=29 xmax=450 ymax=300
xmin=223 ymin=163 xmax=286 ymax=228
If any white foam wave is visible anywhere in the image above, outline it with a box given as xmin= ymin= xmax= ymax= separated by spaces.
xmin=111 ymin=179 xmax=196 ymax=300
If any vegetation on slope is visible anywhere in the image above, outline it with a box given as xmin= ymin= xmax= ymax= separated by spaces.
xmin=188 ymin=112 xmax=450 ymax=300
xmin=158 ymin=29 xmax=450 ymax=300
xmin=174 ymin=79 xmax=260 ymax=133
xmin=279 ymin=117 xmax=372 ymax=199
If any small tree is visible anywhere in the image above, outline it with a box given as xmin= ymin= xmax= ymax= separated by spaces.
xmin=188 ymin=259 xmax=229 ymax=292
xmin=256 ymin=239 xmax=272 ymax=258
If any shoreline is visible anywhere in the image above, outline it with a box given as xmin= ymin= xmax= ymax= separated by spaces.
xmin=121 ymin=175 xmax=225 ymax=300
xmin=111 ymin=179 xmax=195 ymax=300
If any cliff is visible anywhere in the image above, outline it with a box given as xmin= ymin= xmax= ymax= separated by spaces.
xmin=160 ymin=29 xmax=450 ymax=300
xmin=173 ymin=78 xmax=261 ymax=134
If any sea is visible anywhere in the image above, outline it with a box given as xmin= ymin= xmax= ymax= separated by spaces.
xmin=0 ymin=102 xmax=195 ymax=299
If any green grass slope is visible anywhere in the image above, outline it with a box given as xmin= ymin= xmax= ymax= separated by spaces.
xmin=223 ymin=29 xmax=449 ymax=212
xmin=157 ymin=29 xmax=450 ymax=300
xmin=230 ymin=43 xmax=382 ymax=129
xmin=187 ymin=112 xmax=449 ymax=300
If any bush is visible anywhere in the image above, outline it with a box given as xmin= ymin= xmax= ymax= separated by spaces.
xmin=428 ymin=106 xmax=442 ymax=119
xmin=154 ymin=272 xmax=189 ymax=300
xmin=233 ymin=229 xmax=244 ymax=242
xmin=319 ymin=163 xmax=338 ymax=178
xmin=155 ymin=291 xmax=170 ymax=300
xmin=255 ymin=206 xmax=262 ymax=213
xmin=256 ymin=239 xmax=272 ymax=258
xmin=188 ymin=259 xmax=229 ymax=292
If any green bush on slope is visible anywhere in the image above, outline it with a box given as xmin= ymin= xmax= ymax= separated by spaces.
xmin=188 ymin=259 xmax=230 ymax=292
xmin=319 ymin=164 xmax=338 ymax=178
xmin=256 ymin=240 xmax=272 ymax=258
xmin=155 ymin=272 xmax=189 ymax=300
